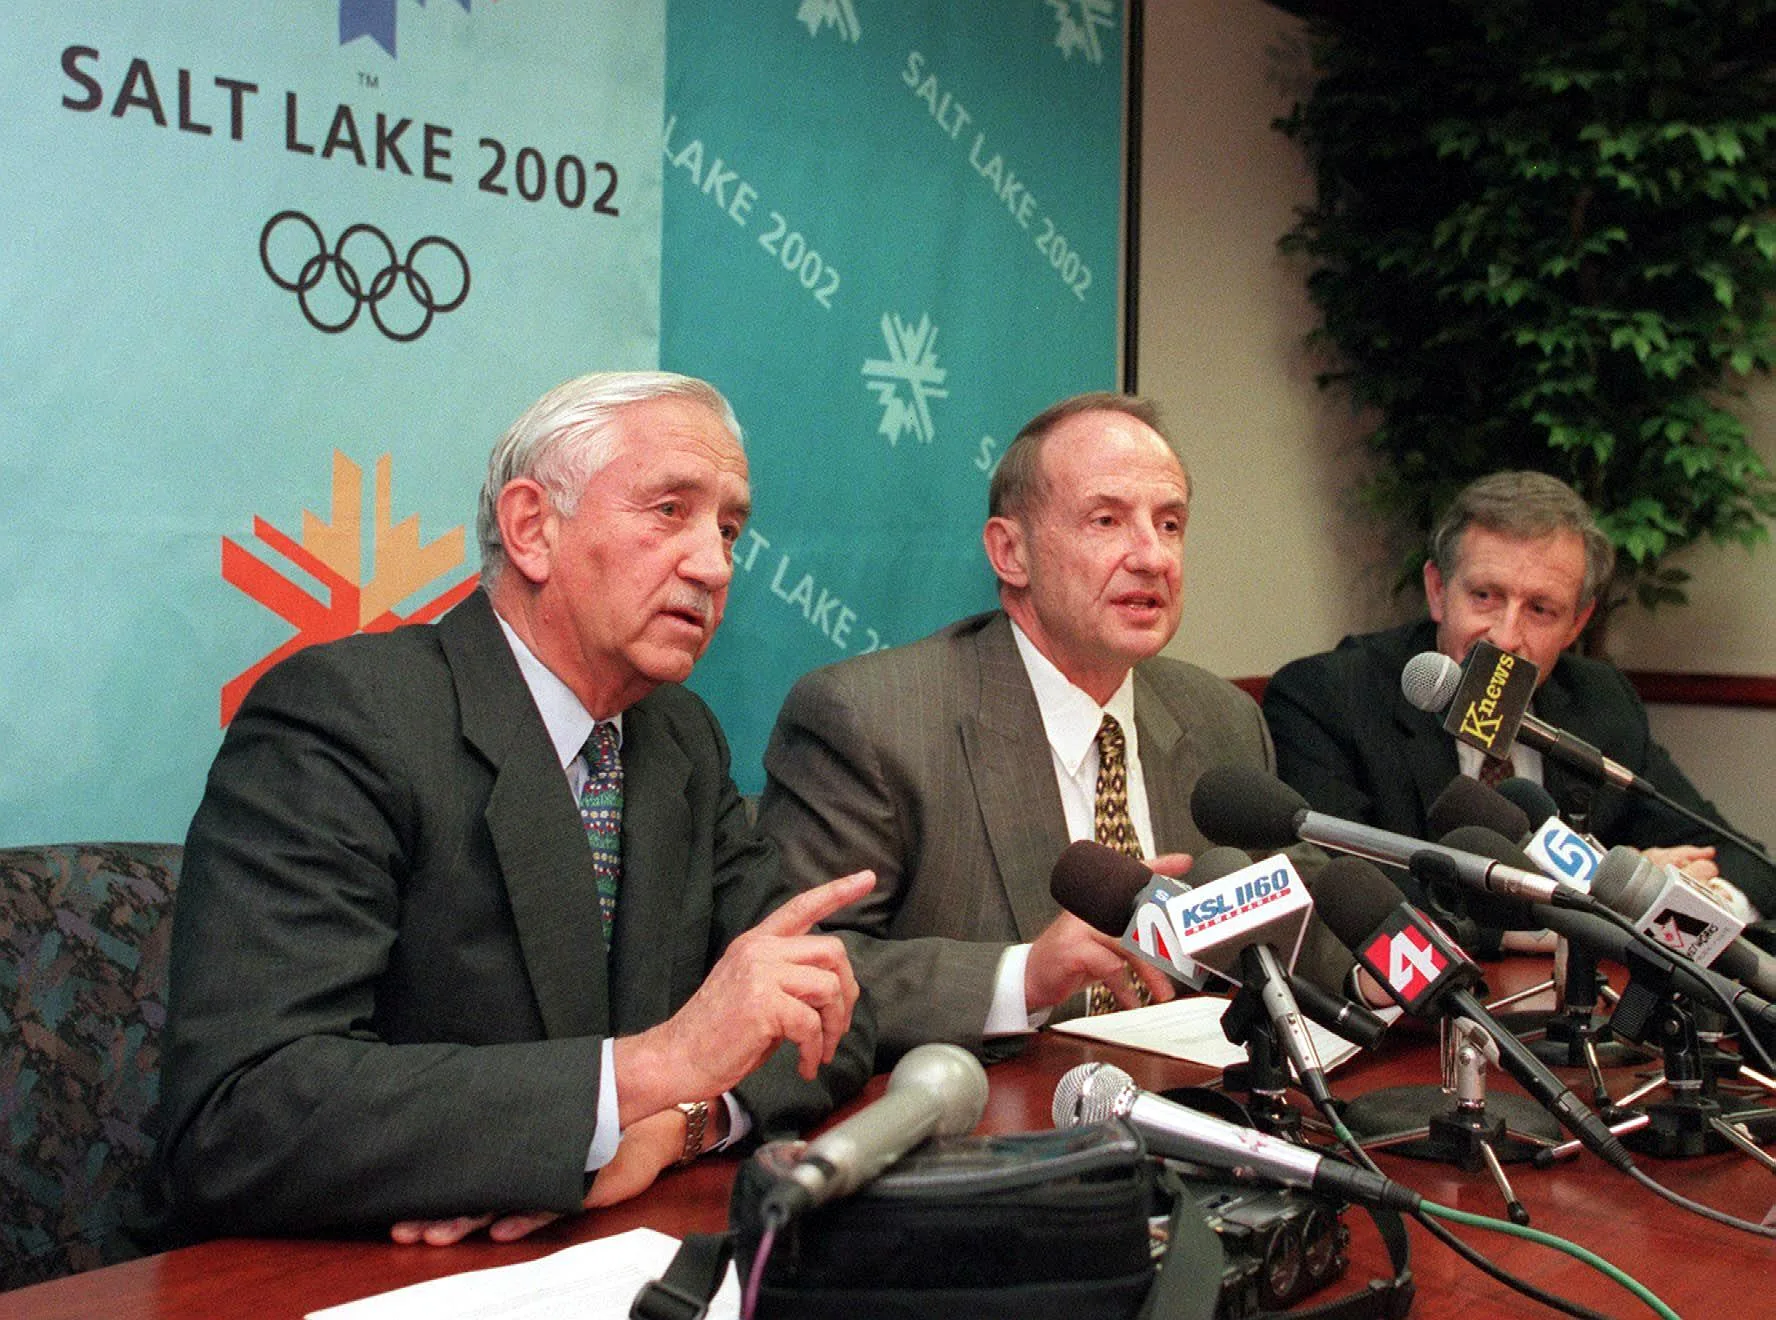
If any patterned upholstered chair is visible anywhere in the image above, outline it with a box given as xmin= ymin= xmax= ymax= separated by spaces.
xmin=1 ymin=842 xmax=180 ymax=1291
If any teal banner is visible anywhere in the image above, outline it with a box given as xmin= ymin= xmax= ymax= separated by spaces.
xmin=1 ymin=0 xmax=665 ymax=842
xmin=0 ymin=1 xmax=1127 ymax=842
xmin=665 ymin=0 xmax=1128 ymax=789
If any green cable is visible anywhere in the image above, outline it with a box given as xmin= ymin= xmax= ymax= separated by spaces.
xmin=1422 ymin=1200 xmax=1681 ymax=1320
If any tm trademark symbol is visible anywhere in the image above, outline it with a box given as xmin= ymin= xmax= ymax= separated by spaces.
xmin=359 ymin=71 xmax=380 ymax=89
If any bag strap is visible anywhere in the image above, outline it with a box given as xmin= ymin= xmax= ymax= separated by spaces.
xmin=631 ymin=1231 xmax=733 ymax=1320
xmin=1139 ymin=1168 xmax=1225 ymax=1320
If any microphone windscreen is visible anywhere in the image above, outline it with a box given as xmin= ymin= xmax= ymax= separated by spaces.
xmin=1439 ymin=824 xmax=1540 ymax=873
xmin=1436 ymin=825 xmax=1545 ymax=929
xmin=1190 ymin=765 xmax=1308 ymax=850
xmin=1306 ymin=856 xmax=1401 ymax=952
xmin=1496 ymin=776 xmax=1560 ymax=826
xmin=1401 ymin=650 xmax=1462 ymax=714
xmin=1049 ymin=840 xmax=1151 ymax=936
xmin=1587 ymin=845 xmax=1657 ymax=917
xmin=1187 ymin=845 xmax=1255 ymax=888
xmin=1427 ymin=775 xmax=1532 ymax=843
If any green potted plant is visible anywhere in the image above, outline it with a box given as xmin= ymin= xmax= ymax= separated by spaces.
xmin=1271 ymin=0 xmax=1776 ymax=640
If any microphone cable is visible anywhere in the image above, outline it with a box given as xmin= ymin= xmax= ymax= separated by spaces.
xmin=741 ymin=1210 xmax=781 ymax=1320
xmin=1412 ymin=1201 xmax=1680 ymax=1320
xmin=1625 ymin=1163 xmax=1776 ymax=1240
xmin=1317 ymin=1102 xmax=1644 ymax=1319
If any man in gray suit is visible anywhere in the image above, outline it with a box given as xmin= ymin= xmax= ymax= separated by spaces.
xmin=157 ymin=373 xmax=873 ymax=1246
xmin=759 ymin=393 xmax=1348 ymax=1064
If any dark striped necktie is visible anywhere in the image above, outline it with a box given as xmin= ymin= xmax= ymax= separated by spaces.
xmin=1478 ymin=753 xmax=1516 ymax=789
xmin=579 ymin=721 xmax=623 ymax=943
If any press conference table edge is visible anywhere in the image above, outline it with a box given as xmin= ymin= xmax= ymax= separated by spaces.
xmin=5 ymin=957 xmax=1772 ymax=1320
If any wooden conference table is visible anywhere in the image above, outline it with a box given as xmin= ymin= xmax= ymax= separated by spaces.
xmin=5 ymin=959 xmax=1772 ymax=1320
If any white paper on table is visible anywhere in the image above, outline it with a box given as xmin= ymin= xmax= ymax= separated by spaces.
xmin=1049 ymin=993 xmax=1398 ymax=1071
xmin=305 ymin=1226 xmax=739 ymax=1320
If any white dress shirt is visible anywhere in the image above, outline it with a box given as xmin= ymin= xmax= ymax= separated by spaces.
xmin=981 ymin=622 xmax=1157 ymax=1035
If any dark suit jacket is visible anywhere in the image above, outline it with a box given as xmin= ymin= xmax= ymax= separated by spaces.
xmin=1263 ymin=619 xmax=1776 ymax=917
xmin=758 ymin=611 xmax=1351 ymax=1062
xmin=155 ymin=590 xmax=872 ymax=1238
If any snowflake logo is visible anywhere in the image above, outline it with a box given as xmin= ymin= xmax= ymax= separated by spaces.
xmin=1045 ymin=0 xmax=1116 ymax=65
xmin=221 ymin=451 xmax=477 ymax=722
xmin=796 ymin=0 xmax=862 ymax=42
xmin=862 ymin=312 xmax=949 ymax=447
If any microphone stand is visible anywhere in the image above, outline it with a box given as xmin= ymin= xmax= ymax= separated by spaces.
xmin=1595 ymin=944 xmax=1776 ymax=1163
xmin=1218 ymin=984 xmax=1307 ymax=1143
xmin=1500 ymin=937 xmax=1648 ymax=1081
xmin=1340 ymin=1016 xmax=1557 ymax=1225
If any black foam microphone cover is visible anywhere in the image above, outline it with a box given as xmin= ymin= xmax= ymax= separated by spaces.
xmin=1188 ymin=846 xmax=1257 ymax=887
xmin=1426 ymin=776 xmax=1532 ymax=844
xmin=1435 ymin=825 xmax=1545 ymax=931
xmin=1307 ymin=856 xmax=1403 ymax=954
xmin=1495 ymin=777 xmax=1561 ymax=827
xmin=1049 ymin=840 xmax=1150 ymax=936
xmin=1190 ymin=765 xmax=1308 ymax=850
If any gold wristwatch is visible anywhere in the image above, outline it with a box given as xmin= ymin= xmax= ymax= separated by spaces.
xmin=674 ymin=1099 xmax=710 ymax=1165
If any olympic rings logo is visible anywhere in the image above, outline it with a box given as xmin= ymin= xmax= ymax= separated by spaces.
xmin=259 ymin=210 xmax=470 ymax=343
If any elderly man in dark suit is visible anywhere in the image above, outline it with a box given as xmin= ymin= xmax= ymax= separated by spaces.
xmin=758 ymin=393 xmax=1350 ymax=1065
xmin=1263 ymin=470 xmax=1776 ymax=925
xmin=156 ymin=372 xmax=874 ymax=1246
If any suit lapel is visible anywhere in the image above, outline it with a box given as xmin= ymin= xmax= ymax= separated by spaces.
xmin=962 ymin=615 xmax=1071 ymax=940
xmin=442 ymin=593 xmax=610 ymax=1039
xmin=604 ymin=697 xmax=692 ymax=1035
xmin=1132 ymin=671 xmax=1196 ymax=853
xmin=1392 ymin=684 xmax=1461 ymax=831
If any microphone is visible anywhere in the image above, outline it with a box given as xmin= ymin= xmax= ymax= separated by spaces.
xmin=1495 ymin=776 xmax=1559 ymax=824
xmin=1048 ymin=839 xmax=1212 ymax=990
xmin=1588 ymin=846 xmax=1776 ymax=999
xmin=1051 ymin=1061 xmax=1420 ymax=1211
xmin=1422 ymin=777 xmax=1548 ymax=930
xmin=1190 ymin=766 xmax=1589 ymax=909
xmin=764 ymin=1043 xmax=989 ymax=1218
xmin=1531 ymin=901 xmax=1776 ymax=1047
xmin=1188 ymin=840 xmax=1389 ymax=1050
xmin=1401 ymin=649 xmax=1650 ymax=793
xmin=1406 ymin=648 xmax=1776 ymax=875
xmin=1427 ymin=775 xmax=1531 ymax=845
xmin=1049 ymin=841 xmax=1385 ymax=1047
xmin=1165 ymin=845 xmax=1333 ymax=1107
xmin=1495 ymin=777 xmax=1607 ymax=892
xmin=1313 ymin=857 xmax=1637 ymax=1172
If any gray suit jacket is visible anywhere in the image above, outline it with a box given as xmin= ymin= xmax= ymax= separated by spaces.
xmin=759 ymin=611 xmax=1349 ymax=1062
xmin=155 ymin=590 xmax=872 ymax=1239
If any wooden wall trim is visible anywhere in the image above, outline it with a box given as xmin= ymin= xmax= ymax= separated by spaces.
xmin=1229 ymin=671 xmax=1776 ymax=710
xmin=1622 ymin=670 xmax=1776 ymax=710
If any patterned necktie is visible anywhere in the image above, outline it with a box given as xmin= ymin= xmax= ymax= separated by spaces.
xmin=1088 ymin=714 xmax=1147 ymax=1014
xmin=1478 ymin=753 xmax=1516 ymax=789
xmin=1094 ymin=715 xmax=1142 ymax=859
xmin=579 ymin=721 xmax=623 ymax=943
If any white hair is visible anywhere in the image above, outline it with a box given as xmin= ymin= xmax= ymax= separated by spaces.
xmin=476 ymin=371 xmax=743 ymax=587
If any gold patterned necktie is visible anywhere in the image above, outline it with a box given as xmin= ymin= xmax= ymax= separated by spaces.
xmin=1088 ymin=714 xmax=1147 ymax=1014
xmin=1093 ymin=715 xmax=1142 ymax=859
